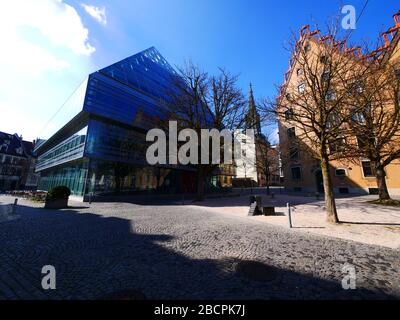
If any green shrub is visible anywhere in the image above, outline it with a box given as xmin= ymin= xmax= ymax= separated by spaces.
xmin=46 ymin=186 xmax=71 ymax=200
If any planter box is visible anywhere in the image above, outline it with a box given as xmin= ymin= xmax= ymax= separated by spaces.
xmin=44 ymin=198 xmax=68 ymax=209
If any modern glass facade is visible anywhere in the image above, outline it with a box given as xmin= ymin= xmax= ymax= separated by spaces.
xmin=36 ymin=126 xmax=87 ymax=172
xmin=38 ymin=159 xmax=89 ymax=197
xmin=86 ymin=160 xmax=196 ymax=195
xmin=35 ymin=47 xmax=211 ymax=199
xmin=85 ymin=120 xmax=147 ymax=165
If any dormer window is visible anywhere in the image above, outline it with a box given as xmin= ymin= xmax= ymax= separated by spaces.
xmin=326 ymin=90 xmax=336 ymax=101
xmin=287 ymin=127 xmax=296 ymax=139
xmin=321 ymin=71 xmax=330 ymax=82
xmin=284 ymin=108 xmax=294 ymax=120
xmin=320 ymin=55 xmax=328 ymax=64
xmin=298 ymin=83 xmax=305 ymax=93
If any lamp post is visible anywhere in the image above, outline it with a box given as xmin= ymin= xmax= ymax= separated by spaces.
xmin=243 ymin=162 xmax=247 ymax=194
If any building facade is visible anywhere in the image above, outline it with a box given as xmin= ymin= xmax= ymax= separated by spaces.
xmin=278 ymin=13 xmax=400 ymax=196
xmin=0 ymin=131 xmax=38 ymax=191
xmin=35 ymin=47 xmax=222 ymax=200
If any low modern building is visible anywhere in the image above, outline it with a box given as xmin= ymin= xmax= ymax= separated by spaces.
xmin=35 ymin=47 xmax=224 ymax=200
xmin=0 ymin=131 xmax=38 ymax=191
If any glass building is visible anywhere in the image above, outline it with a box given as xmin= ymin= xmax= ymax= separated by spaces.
xmin=35 ymin=47 xmax=206 ymax=200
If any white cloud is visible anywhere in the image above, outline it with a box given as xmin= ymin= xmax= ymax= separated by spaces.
xmin=0 ymin=0 xmax=95 ymax=141
xmin=0 ymin=0 xmax=95 ymax=58
xmin=0 ymin=35 xmax=70 ymax=77
xmin=81 ymin=3 xmax=107 ymax=25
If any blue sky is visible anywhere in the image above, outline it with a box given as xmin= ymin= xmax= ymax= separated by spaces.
xmin=0 ymin=0 xmax=399 ymax=143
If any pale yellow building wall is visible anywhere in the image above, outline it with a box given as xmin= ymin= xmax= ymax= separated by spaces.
xmin=278 ymin=35 xmax=400 ymax=195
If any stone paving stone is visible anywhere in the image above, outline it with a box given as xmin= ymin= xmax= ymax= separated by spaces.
xmin=0 ymin=195 xmax=399 ymax=299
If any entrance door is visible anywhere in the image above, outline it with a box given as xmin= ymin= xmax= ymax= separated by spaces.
xmin=315 ymin=170 xmax=324 ymax=193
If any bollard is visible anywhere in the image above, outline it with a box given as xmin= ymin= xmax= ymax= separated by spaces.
xmin=89 ymin=192 xmax=93 ymax=204
xmin=270 ymin=192 xmax=275 ymax=199
xmin=12 ymin=198 xmax=18 ymax=215
xmin=287 ymin=202 xmax=292 ymax=228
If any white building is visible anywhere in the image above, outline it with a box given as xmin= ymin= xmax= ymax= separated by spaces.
xmin=235 ymin=130 xmax=258 ymax=182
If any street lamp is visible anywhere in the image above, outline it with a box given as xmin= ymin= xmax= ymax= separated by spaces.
xmin=243 ymin=162 xmax=247 ymax=194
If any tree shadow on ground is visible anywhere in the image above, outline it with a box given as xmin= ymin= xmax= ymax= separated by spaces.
xmin=0 ymin=203 xmax=396 ymax=300
xmin=340 ymin=221 xmax=400 ymax=226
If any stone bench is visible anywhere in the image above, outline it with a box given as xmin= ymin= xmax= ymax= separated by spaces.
xmin=248 ymin=195 xmax=278 ymax=216
xmin=262 ymin=206 xmax=276 ymax=216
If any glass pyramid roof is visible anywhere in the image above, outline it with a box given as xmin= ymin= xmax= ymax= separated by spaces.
xmin=95 ymin=47 xmax=177 ymax=100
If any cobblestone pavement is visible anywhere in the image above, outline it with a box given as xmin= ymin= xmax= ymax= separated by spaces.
xmin=0 ymin=196 xmax=399 ymax=300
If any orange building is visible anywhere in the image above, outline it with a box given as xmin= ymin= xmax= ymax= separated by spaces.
xmin=278 ymin=12 xmax=400 ymax=196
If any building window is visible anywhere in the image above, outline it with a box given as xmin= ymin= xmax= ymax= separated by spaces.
xmin=329 ymin=137 xmax=346 ymax=152
xmin=395 ymin=69 xmax=400 ymax=80
xmin=298 ymin=83 xmax=305 ymax=93
xmin=354 ymin=80 xmax=364 ymax=93
xmin=241 ymin=139 xmax=246 ymax=144
xmin=304 ymin=42 xmax=311 ymax=52
xmin=357 ymin=136 xmax=366 ymax=149
xmin=361 ymin=160 xmax=375 ymax=177
xmin=297 ymin=68 xmax=302 ymax=76
xmin=321 ymin=71 xmax=330 ymax=82
xmin=320 ymin=55 xmax=328 ymax=64
xmin=289 ymin=148 xmax=299 ymax=161
xmin=284 ymin=108 xmax=294 ymax=120
xmin=242 ymin=150 xmax=246 ymax=157
xmin=352 ymin=112 xmax=365 ymax=123
xmin=287 ymin=127 xmax=296 ymax=139
xmin=327 ymin=113 xmax=340 ymax=129
xmin=348 ymin=80 xmax=364 ymax=95
xmin=335 ymin=168 xmax=347 ymax=176
xmin=291 ymin=166 xmax=302 ymax=180
xmin=357 ymin=136 xmax=375 ymax=149
xmin=326 ymin=90 xmax=336 ymax=101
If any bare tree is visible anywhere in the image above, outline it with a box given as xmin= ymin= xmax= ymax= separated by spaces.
xmin=260 ymin=22 xmax=374 ymax=224
xmin=252 ymin=135 xmax=281 ymax=194
xmin=347 ymin=49 xmax=400 ymax=201
xmin=162 ymin=62 xmax=246 ymax=200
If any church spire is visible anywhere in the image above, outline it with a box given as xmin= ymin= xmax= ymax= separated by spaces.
xmin=249 ymin=83 xmax=256 ymax=113
xmin=246 ymin=83 xmax=261 ymax=136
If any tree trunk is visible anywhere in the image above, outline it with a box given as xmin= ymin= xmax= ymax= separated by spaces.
xmin=196 ymin=166 xmax=205 ymax=201
xmin=320 ymin=155 xmax=339 ymax=224
xmin=375 ymin=164 xmax=391 ymax=200
xmin=266 ymin=168 xmax=270 ymax=195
